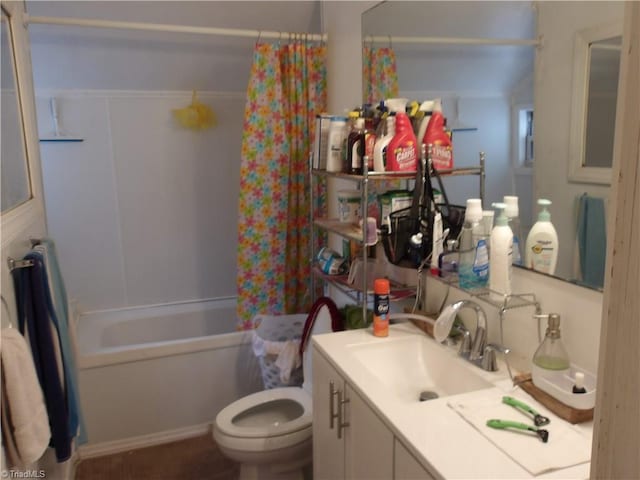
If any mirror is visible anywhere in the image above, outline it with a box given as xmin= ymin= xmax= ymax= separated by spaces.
xmin=362 ymin=1 xmax=624 ymax=289
xmin=568 ymin=22 xmax=622 ymax=184
xmin=1 ymin=6 xmax=32 ymax=212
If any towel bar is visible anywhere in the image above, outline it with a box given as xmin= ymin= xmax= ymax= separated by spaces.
xmin=7 ymin=257 xmax=34 ymax=271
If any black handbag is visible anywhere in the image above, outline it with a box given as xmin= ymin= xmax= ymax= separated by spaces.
xmin=381 ymin=153 xmax=465 ymax=268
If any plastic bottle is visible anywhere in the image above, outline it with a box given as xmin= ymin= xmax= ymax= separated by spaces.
xmin=504 ymin=195 xmax=522 ymax=265
xmin=438 ymin=239 xmax=458 ymax=278
xmin=373 ymin=278 xmax=390 ymax=337
xmin=326 ymin=117 xmax=347 ymax=172
xmin=422 ymin=99 xmax=453 ymax=170
xmin=373 ymin=115 xmax=395 ymax=172
xmin=386 ymin=112 xmax=418 ymax=172
xmin=525 ymin=199 xmax=559 ymax=275
xmin=416 ymin=99 xmax=436 ymax=145
xmin=532 ymin=314 xmax=571 ymax=386
xmin=489 ymin=203 xmax=513 ymax=300
xmin=347 ymin=117 xmax=365 ymax=175
xmin=458 ymin=199 xmax=487 ymax=289
xmin=364 ymin=116 xmax=376 ymax=171
xmin=430 ymin=211 xmax=444 ymax=275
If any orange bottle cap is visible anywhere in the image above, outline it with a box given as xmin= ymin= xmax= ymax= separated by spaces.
xmin=374 ymin=278 xmax=390 ymax=294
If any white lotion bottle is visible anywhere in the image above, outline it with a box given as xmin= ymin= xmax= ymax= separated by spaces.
xmin=373 ymin=115 xmax=395 ymax=172
xmin=525 ymin=199 xmax=559 ymax=275
xmin=489 ymin=203 xmax=513 ymax=300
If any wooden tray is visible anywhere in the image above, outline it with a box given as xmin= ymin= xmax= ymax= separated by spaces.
xmin=515 ymin=373 xmax=594 ymax=424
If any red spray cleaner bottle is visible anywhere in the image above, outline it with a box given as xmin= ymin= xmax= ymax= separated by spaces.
xmin=422 ymin=99 xmax=453 ymax=170
xmin=386 ymin=112 xmax=418 ymax=172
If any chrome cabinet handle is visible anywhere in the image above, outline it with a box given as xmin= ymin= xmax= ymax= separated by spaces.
xmin=336 ymin=389 xmax=350 ymax=439
xmin=329 ymin=381 xmax=339 ymax=429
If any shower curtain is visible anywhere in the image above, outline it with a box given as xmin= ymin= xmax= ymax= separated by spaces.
xmin=363 ymin=45 xmax=399 ymax=105
xmin=237 ymin=39 xmax=327 ymax=329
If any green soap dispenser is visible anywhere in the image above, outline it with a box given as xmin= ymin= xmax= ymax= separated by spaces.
xmin=532 ymin=314 xmax=570 ymax=392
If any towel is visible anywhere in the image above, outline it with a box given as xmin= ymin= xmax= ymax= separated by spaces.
xmin=34 ymin=240 xmax=86 ymax=444
xmin=13 ymin=254 xmax=73 ymax=462
xmin=448 ymin=389 xmax=591 ymax=476
xmin=1 ymin=328 xmax=51 ymax=467
xmin=575 ymin=195 xmax=606 ymax=289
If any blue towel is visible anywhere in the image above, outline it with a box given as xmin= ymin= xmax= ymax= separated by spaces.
xmin=576 ymin=195 xmax=607 ymax=289
xmin=13 ymin=254 xmax=72 ymax=462
xmin=34 ymin=239 xmax=87 ymax=445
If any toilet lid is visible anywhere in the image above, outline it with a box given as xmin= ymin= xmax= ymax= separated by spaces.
xmin=215 ymin=387 xmax=312 ymax=439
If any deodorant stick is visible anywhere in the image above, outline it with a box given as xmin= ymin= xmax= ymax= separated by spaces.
xmin=373 ymin=278 xmax=390 ymax=337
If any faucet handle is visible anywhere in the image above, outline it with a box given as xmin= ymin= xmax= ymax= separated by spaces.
xmin=481 ymin=343 xmax=511 ymax=372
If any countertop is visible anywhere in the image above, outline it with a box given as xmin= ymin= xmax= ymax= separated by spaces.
xmin=313 ymin=322 xmax=593 ymax=479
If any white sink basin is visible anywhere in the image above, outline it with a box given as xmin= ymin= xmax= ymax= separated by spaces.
xmin=348 ymin=335 xmax=492 ymax=403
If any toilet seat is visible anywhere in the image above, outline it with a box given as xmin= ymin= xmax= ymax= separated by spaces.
xmin=215 ymin=387 xmax=312 ymax=439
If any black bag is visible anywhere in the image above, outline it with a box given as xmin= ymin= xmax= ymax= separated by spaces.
xmin=381 ymin=155 xmax=465 ymax=268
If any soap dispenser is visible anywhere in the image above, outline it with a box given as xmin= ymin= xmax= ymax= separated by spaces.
xmin=532 ymin=314 xmax=570 ymax=389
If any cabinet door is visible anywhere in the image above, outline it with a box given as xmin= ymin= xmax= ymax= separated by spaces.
xmin=344 ymin=384 xmax=394 ymax=480
xmin=394 ymin=438 xmax=436 ymax=480
xmin=312 ymin=347 xmax=345 ymax=480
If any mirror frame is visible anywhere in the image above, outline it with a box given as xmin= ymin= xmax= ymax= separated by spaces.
xmin=568 ymin=20 xmax=622 ymax=185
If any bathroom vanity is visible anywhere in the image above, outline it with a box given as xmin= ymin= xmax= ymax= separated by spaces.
xmin=312 ymin=323 xmax=593 ymax=479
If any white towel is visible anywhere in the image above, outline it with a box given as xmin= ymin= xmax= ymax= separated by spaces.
xmin=448 ymin=389 xmax=591 ymax=476
xmin=1 ymin=328 xmax=51 ymax=467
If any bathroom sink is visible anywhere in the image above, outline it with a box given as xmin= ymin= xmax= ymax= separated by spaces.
xmin=348 ymin=335 xmax=492 ymax=403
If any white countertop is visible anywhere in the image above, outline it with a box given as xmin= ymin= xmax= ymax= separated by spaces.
xmin=313 ymin=322 xmax=593 ymax=480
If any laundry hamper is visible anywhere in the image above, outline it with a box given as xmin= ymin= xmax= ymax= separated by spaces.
xmin=252 ymin=313 xmax=308 ymax=389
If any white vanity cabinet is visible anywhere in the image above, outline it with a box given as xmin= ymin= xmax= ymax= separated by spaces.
xmin=394 ymin=439 xmax=436 ymax=480
xmin=312 ymin=346 xmax=394 ymax=480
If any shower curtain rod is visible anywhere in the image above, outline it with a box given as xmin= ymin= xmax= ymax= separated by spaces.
xmin=25 ymin=15 xmax=326 ymax=42
xmin=364 ymin=34 xmax=540 ymax=47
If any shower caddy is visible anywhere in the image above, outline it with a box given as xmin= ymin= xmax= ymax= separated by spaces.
xmin=309 ymin=145 xmax=487 ymax=322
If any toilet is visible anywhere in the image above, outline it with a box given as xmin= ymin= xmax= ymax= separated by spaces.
xmin=213 ymin=298 xmax=343 ymax=480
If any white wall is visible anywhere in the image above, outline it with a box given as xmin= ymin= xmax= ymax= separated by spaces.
xmin=534 ymin=1 xmax=624 ymax=279
xmin=37 ymin=91 xmax=245 ymax=311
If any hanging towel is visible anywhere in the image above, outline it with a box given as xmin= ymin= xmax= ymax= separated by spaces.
xmin=1 ymin=328 xmax=51 ymax=467
xmin=576 ymin=195 xmax=607 ymax=289
xmin=34 ymin=240 xmax=86 ymax=444
xmin=13 ymin=253 xmax=73 ymax=462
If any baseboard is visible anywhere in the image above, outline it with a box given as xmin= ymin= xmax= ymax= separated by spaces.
xmin=76 ymin=423 xmax=212 ymax=460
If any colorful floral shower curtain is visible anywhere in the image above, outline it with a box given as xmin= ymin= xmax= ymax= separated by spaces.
xmin=237 ymin=39 xmax=327 ymax=329
xmin=363 ymin=45 xmax=399 ymax=105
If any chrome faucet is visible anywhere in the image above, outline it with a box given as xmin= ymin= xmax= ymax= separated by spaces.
xmin=435 ymin=300 xmax=508 ymax=372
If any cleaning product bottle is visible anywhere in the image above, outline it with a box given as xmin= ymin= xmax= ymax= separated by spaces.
xmin=373 ymin=278 xmax=390 ymax=337
xmin=326 ymin=116 xmax=347 ymax=172
xmin=373 ymin=115 xmax=395 ymax=172
xmin=503 ymin=195 xmax=522 ymax=265
xmin=364 ymin=116 xmax=376 ymax=171
xmin=386 ymin=112 xmax=418 ymax=172
xmin=422 ymin=98 xmax=453 ymax=170
xmin=525 ymin=199 xmax=559 ymax=275
xmin=347 ymin=117 xmax=365 ymax=175
xmin=458 ymin=199 xmax=487 ymax=289
xmin=489 ymin=203 xmax=513 ymax=300
xmin=532 ymin=314 xmax=571 ymax=387
xmin=416 ymin=99 xmax=436 ymax=148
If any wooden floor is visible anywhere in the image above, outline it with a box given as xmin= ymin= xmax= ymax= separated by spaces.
xmin=74 ymin=434 xmax=239 ymax=480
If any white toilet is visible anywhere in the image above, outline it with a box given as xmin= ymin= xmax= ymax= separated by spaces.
xmin=213 ymin=298 xmax=342 ymax=480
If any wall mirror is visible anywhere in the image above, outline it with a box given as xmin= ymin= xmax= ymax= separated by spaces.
xmin=1 ymin=5 xmax=32 ymax=213
xmin=568 ymin=22 xmax=622 ymax=185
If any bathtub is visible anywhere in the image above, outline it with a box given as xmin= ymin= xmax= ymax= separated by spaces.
xmin=73 ymin=298 xmax=263 ymax=446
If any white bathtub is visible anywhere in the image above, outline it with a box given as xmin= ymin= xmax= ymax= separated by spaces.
xmin=74 ymin=298 xmax=263 ymax=446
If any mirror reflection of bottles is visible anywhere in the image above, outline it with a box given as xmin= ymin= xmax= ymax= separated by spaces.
xmin=504 ymin=196 xmax=522 ymax=266
xmin=458 ymin=199 xmax=489 ymax=289
xmin=525 ymin=199 xmax=559 ymax=275
xmin=326 ymin=117 xmax=348 ymax=172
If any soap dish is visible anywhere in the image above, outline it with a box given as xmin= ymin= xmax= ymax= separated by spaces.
xmin=531 ymin=364 xmax=596 ymax=410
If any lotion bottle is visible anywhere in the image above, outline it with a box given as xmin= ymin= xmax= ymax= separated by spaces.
xmin=525 ymin=199 xmax=559 ymax=275
xmin=532 ymin=313 xmax=571 ymax=386
xmin=489 ymin=203 xmax=513 ymax=300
